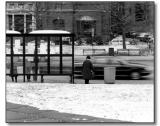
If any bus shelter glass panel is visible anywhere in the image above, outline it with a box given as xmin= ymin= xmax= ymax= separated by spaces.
xmin=13 ymin=37 xmax=23 ymax=54
xmin=6 ymin=37 xmax=11 ymax=54
xmin=50 ymin=57 xmax=60 ymax=74
xmin=25 ymin=57 xmax=35 ymax=74
xmin=62 ymin=57 xmax=72 ymax=74
xmin=37 ymin=37 xmax=48 ymax=54
xmin=25 ymin=37 xmax=35 ymax=54
xmin=6 ymin=57 xmax=10 ymax=74
xmin=13 ymin=56 xmax=23 ymax=74
xmin=62 ymin=36 xmax=72 ymax=54
xmin=50 ymin=36 xmax=60 ymax=54
xmin=38 ymin=56 xmax=48 ymax=74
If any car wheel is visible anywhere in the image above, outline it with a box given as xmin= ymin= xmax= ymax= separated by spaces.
xmin=130 ymin=72 xmax=141 ymax=80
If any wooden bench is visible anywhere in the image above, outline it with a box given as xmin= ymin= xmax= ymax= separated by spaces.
xmin=39 ymin=66 xmax=73 ymax=83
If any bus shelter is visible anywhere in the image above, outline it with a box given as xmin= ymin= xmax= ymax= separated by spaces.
xmin=6 ymin=30 xmax=74 ymax=83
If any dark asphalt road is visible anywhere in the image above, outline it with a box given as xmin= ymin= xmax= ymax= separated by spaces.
xmin=6 ymin=58 xmax=154 ymax=84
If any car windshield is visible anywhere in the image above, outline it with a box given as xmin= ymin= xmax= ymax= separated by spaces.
xmin=118 ymin=60 xmax=129 ymax=65
xmin=93 ymin=58 xmax=129 ymax=65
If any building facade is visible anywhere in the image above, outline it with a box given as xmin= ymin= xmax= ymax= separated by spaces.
xmin=124 ymin=2 xmax=154 ymax=33
xmin=36 ymin=2 xmax=111 ymax=42
xmin=6 ymin=2 xmax=154 ymax=41
xmin=6 ymin=2 xmax=36 ymax=33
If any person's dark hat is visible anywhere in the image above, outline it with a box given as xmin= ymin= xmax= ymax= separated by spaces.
xmin=86 ymin=55 xmax=91 ymax=59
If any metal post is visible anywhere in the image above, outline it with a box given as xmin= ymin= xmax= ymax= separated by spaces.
xmin=47 ymin=36 xmax=50 ymax=74
xmin=32 ymin=14 xmax=35 ymax=31
xmin=60 ymin=35 xmax=62 ymax=74
xmin=10 ymin=36 xmax=13 ymax=76
xmin=12 ymin=14 xmax=15 ymax=30
xmin=34 ymin=36 xmax=38 ymax=81
xmin=72 ymin=3 xmax=75 ymax=33
xmin=6 ymin=15 xmax=9 ymax=30
xmin=72 ymin=34 xmax=74 ymax=84
xmin=92 ymin=36 xmax=93 ymax=57
xmin=24 ymin=13 xmax=26 ymax=33
xmin=23 ymin=35 xmax=25 ymax=82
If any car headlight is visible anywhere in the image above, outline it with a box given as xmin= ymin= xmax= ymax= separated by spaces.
xmin=144 ymin=67 xmax=153 ymax=72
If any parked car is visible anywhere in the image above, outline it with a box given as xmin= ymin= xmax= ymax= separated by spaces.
xmin=74 ymin=58 xmax=152 ymax=80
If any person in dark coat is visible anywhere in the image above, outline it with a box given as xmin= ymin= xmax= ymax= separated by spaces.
xmin=25 ymin=59 xmax=32 ymax=82
xmin=32 ymin=51 xmax=38 ymax=81
xmin=10 ymin=64 xmax=18 ymax=82
xmin=82 ymin=56 xmax=94 ymax=84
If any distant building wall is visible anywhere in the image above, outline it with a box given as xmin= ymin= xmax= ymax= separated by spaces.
xmin=39 ymin=2 xmax=110 ymax=41
xmin=6 ymin=2 xmax=154 ymax=41
xmin=124 ymin=2 xmax=154 ymax=33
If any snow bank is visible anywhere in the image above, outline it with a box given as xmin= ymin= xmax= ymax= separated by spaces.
xmin=6 ymin=30 xmax=21 ymax=34
xmin=6 ymin=83 xmax=154 ymax=122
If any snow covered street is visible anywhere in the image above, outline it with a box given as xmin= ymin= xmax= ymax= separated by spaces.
xmin=6 ymin=83 xmax=154 ymax=122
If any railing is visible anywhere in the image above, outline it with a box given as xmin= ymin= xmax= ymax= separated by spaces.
xmin=83 ymin=49 xmax=106 ymax=56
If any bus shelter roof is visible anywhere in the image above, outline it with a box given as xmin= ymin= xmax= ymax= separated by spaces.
xmin=6 ymin=30 xmax=21 ymax=34
xmin=29 ymin=30 xmax=71 ymax=34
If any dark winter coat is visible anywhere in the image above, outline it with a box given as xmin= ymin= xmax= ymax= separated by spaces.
xmin=82 ymin=59 xmax=94 ymax=80
xmin=25 ymin=60 xmax=32 ymax=74
xmin=10 ymin=65 xmax=17 ymax=76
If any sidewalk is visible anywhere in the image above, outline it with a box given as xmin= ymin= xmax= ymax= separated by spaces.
xmin=6 ymin=102 xmax=121 ymax=122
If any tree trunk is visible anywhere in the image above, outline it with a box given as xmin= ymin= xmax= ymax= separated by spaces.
xmin=122 ymin=28 xmax=126 ymax=49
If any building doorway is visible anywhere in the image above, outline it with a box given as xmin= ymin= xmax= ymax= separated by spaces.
xmin=77 ymin=16 xmax=96 ymax=39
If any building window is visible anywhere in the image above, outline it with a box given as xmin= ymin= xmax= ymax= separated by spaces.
xmin=55 ymin=3 xmax=62 ymax=10
xmin=18 ymin=3 xmax=24 ymax=9
xmin=77 ymin=20 xmax=96 ymax=37
xmin=8 ymin=15 xmax=12 ymax=30
xmin=52 ymin=19 xmax=65 ymax=30
xmin=118 ymin=2 xmax=125 ymax=15
xmin=26 ymin=15 xmax=32 ymax=33
xmin=28 ymin=4 xmax=33 ymax=10
xmin=135 ymin=3 xmax=146 ymax=21
xmin=8 ymin=3 xmax=15 ymax=9
xmin=14 ymin=15 xmax=24 ymax=33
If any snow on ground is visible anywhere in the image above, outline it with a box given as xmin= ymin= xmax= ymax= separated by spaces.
xmin=6 ymin=83 xmax=154 ymax=122
xmin=6 ymin=42 xmax=148 ymax=55
xmin=74 ymin=44 xmax=148 ymax=55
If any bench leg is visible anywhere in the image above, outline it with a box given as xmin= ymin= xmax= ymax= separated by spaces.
xmin=70 ymin=76 xmax=72 ymax=83
xmin=41 ymin=75 xmax=44 ymax=83
xmin=70 ymin=75 xmax=74 ymax=84
xmin=15 ymin=75 xmax=18 ymax=82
